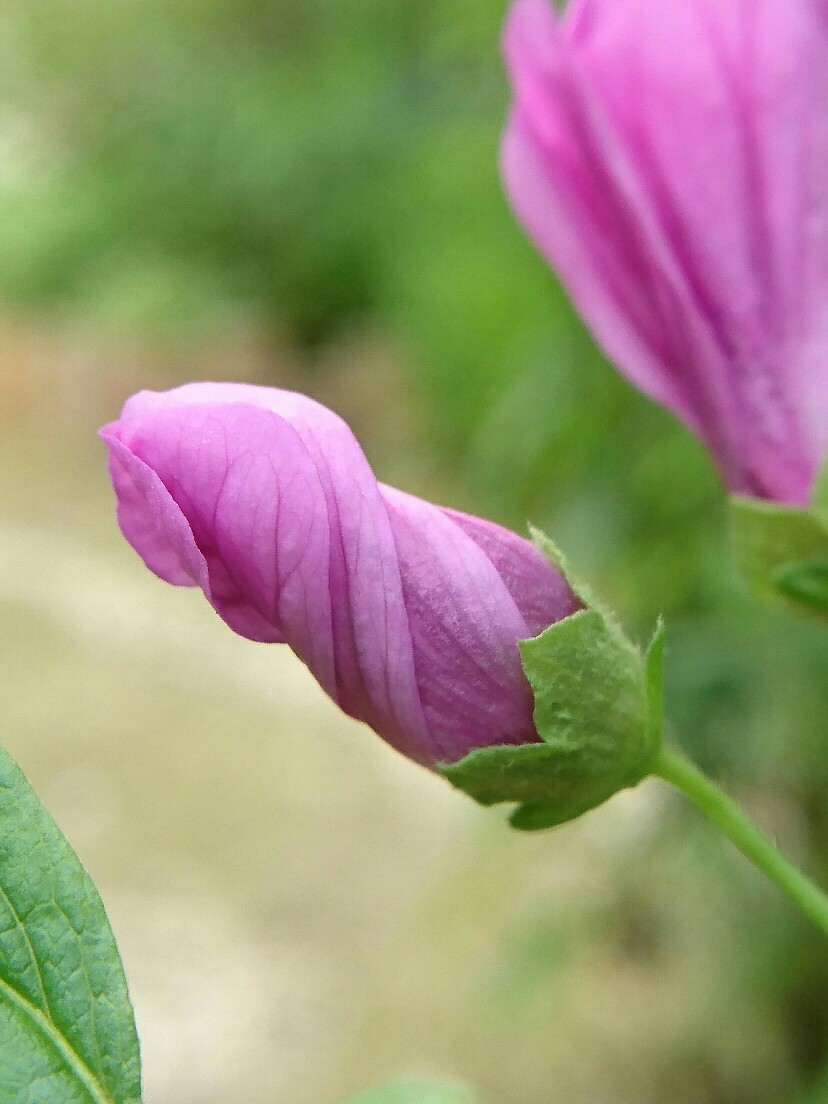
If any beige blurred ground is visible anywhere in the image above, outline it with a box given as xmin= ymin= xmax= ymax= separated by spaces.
xmin=0 ymin=318 xmax=776 ymax=1104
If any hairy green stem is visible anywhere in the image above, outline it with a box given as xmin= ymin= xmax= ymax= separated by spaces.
xmin=653 ymin=745 xmax=828 ymax=936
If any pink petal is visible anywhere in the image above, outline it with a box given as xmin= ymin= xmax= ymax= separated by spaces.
xmin=380 ymin=486 xmax=541 ymax=763
xmin=104 ymin=386 xmax=432 ymax=763
xmin=439 ymin=505 xmax=580 ymax=637
xmin=503 ymin=0 xmax=828 ymax=504
xmin=102 ymin=384 xmax=579 ymax=767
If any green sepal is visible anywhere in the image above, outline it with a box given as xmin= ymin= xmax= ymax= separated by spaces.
xmin=340 ymin=1082 xmax=478 ymax=1104
xmin=439 ymin=539 xmax=665 ymax=833
xmin=645 ymin=619 xmax=666 ymax=740
xmin=440 ymin=740 xmax=622 ymax=826
xmin=773 ymin=560 xmax=828 ymax=613
xmin=730 ymin=494 xmax=828 ymax=620
xmin=528 ymin=525 xmax=605 ymax=616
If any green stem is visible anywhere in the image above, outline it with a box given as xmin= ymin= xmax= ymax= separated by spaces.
xmin=653 ymin=745 xmax=828 ymax=936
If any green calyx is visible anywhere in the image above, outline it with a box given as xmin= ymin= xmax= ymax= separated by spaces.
xmin=438 ymin=532 xmax=664 ymax=833
xmin=730 ymin=458 xmax=828 ymax=620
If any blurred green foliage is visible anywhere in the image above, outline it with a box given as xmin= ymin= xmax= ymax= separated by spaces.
xmin=341 ymin=1082 xmax=477 ymax=1104
xmin=0 ymin=2 xmax=827 ymax=1103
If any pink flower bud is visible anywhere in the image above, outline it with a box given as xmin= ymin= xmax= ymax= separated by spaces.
xmin=101 ymin=384 xmax=579 ymax=766
xmin=502 ymin=0 xmax=828 ymax=506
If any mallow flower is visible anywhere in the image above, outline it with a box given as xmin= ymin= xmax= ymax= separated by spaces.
xmin=101 ymin=383 xmax=582 ymax=769
xmin=502 ymin=0 xmax=828 ymax=509
xmin=100 ymin=390 xmax=828 ymax=921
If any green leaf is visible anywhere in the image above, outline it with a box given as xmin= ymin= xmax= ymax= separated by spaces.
xmin=730 ymin=495 xmax=828 ymax=621
xmin=0 ymin=746 xmax=141 ymax=1104
xmin=340 ymin=1081 xmax=478 ymax=1104
xmin=440 ymin=610 xmax=659 ymax=831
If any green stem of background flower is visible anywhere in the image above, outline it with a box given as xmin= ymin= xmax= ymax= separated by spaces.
xmin=653 ymin=745 xmax=828 ymax=937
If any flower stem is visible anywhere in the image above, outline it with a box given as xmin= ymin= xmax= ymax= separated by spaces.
xmin=653 ymin=745 xmax=828 ymax=936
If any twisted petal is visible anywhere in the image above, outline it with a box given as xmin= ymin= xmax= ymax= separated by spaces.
xmin=102 ymin=384 xmax=578 ymax=765
xmin=503 ymin=0 xmax=828 ymax=504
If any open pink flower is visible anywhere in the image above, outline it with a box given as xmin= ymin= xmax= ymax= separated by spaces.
xmin=101 ymin=384 xmax=578 ymax=767
xmin=502 ymin=0 xmax=828 ymax=506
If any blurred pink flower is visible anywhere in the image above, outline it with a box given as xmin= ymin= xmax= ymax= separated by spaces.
xmin=102 ymin=384 xmax=578 ymax=767
xmin=502 ymin=0 xmax=828 ymax=505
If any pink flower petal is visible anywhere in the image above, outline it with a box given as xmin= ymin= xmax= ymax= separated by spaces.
xmin=102 ymin=384 xmax=578 ymax=766
xmin=503 ymin=0 xmax=828 ymax=504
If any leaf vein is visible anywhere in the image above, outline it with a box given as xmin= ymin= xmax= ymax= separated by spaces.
xmin=0 ymin=879 xmax=52 ymax=1024
xmin=0 ymin=973 xmax=114 ymax=1104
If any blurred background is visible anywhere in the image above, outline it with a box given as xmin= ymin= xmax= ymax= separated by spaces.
xmin=1 ymin=1 xmax=827 ymax=1101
